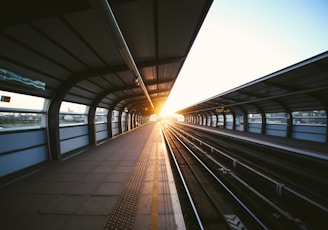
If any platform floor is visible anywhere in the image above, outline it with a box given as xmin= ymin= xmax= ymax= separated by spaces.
xmin=0 ymin=122 xmax=184 ymax=229
xmin=181 ymin=123 xmax=328 ymax=158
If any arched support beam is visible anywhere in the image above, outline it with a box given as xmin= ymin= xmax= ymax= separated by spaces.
xmin=235 ymin=105 xmax=248 ymax=132
xmin=118 ymin=109 xmax=123 ymax=134
xmin=213 ymin=111 xmax=218 ymax=127
xmin=88 ymin=105 xmax=97 ymax=146
xmin=47 ymin=98 xmax=62 ymax=160
xmin=230 ymin=109 xmax=236 ymax=130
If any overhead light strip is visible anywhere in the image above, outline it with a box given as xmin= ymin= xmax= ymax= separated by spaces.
xmin=90 ymin=0 xmax=154 ymax=109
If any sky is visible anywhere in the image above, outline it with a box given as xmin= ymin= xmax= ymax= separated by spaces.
xmin=1 ymin=1 xmax=327 ymax=115
xmin=160 ymin=0 xmax=328 ymax=116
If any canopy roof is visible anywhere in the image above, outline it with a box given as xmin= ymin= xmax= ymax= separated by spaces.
xmin=0 ymin=0 xmax=213 ymax=115
xmin=177 ymin=51 xmax=328 ymax=115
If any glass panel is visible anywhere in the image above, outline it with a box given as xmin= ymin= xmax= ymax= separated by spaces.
xmin=95 ymin=107 xmax=108 ymax=123
xmin=292 ymin=110 xmax=327 ymax=126
xmin=225 ymin=114 xmax=233 ymax=122
xmin=60 ymin=101 xmax=87 ymax=114
xmin=0 ymin=90 xmax=46 ymax=130
xmin=217 ymin=115 xmax=224 ymax=126
xmin=59 ymin=114 xmax=87 ymax=126
xmin=266 ymin=112 xmax=288 ymax=124
xmin=112 ymin=110 xmax=119 ymax=122
xmin=59 ymin=101 xmax=88 ymax=126
xmin=0 ymin=90 xmax=45 ymax=110
xmin=0 ymin=112 xmax=45 ymax=130
xmin=248 ymin=113 xmax=262 ymax=123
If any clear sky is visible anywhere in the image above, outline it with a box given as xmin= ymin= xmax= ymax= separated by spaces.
xmin=160 ymin=0 xmax=328 ymax=116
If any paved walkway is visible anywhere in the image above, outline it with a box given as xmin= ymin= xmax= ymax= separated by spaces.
xmin=0 ymin=122 xmax=184 ymax=229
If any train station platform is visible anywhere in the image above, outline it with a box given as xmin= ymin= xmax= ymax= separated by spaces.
xmin=0 ymin=122 xmax=185 ymax=229
xmin=180 ymin=123 xmax=328 ymax=159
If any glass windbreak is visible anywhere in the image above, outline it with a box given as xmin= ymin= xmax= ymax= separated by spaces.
xmin=0 ymin=90 xmax=46 ymax=130
xmin=217 ymin=114 xmax=224 ymax=126
xmin=292 ymin=110 xmax=327 ymax=126
xmin=59 ymin=101 xmax=88 ymax=126
xmin=248 ymin=113 xmax=262 ymax=123
xmin=0 ymin=112 xmax=44 ymax=129
xmin=95 ymin=107 xmax=108 ymax=123
xmin=266 ymin=112 xmax=288 ymax=124
xmin=112 ymin=110 xmax=119 ymax=122
xmin=0 ymin=90 xmax=45 ymax=110
xmin=225 ymin=114 xmax=233 ymax=122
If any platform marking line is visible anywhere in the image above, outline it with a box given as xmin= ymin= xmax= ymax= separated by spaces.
xmin=150 ymin=143 xmax=159 ymax=230
xmin=104 ymin=129 xmax=154 ymax=229
xmin=160 ymin=123 xmax=186 ymax=229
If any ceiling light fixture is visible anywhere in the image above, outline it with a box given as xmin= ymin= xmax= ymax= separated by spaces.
xmin=135 ymin=77 xmax=140 ymax=86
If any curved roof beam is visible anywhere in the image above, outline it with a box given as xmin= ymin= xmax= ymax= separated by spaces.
xmin=126 ymin=98 xmax=166 ymax=115
xmin=45 ymin=56 xmax=180 ymax=114
xmin=49 ymin=56 xmax=181 ymax=105
xmin=127 ymin=97 xmax=167 ymax=110
xmin=90 ymin=0 xmax=154 ymax=109
xmin=105 ymin=88 xmax=169 ymax=112
xmin=89 ymin=78 xmax=174 ymax=110
xmin=117 ymin=89 xmax=168 ymax=109
xmin=73 ymin=56 xmax=184 ymax=83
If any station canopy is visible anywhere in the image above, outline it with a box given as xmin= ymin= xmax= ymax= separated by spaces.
xmin=177 ymin=51 xmax=328 ymax=115
xmin=0 ymin=0 xmax=213 ymax=115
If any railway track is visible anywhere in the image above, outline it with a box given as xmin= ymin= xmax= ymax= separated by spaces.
xmin=173 ymin=123 xmax=328 ymax=215
xmin=176 ymin=123 xmax=328 ymax=202
xmin=161 ymin=122 xmax=328 ymax=229
xmin=162 ymin=123 xmax=269 ymax=229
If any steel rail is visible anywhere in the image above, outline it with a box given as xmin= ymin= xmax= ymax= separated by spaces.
xmin=161 ymin=126 xmax=205 ymax=230
xmin=172 ymin=124 xmax=328 ymax=213
xmin=166 ymin=125 xmax=268 ymax=229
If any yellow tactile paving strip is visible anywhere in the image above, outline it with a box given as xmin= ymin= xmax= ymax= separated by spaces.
xmin=104 ymin=125 xmax=156 ymax=229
